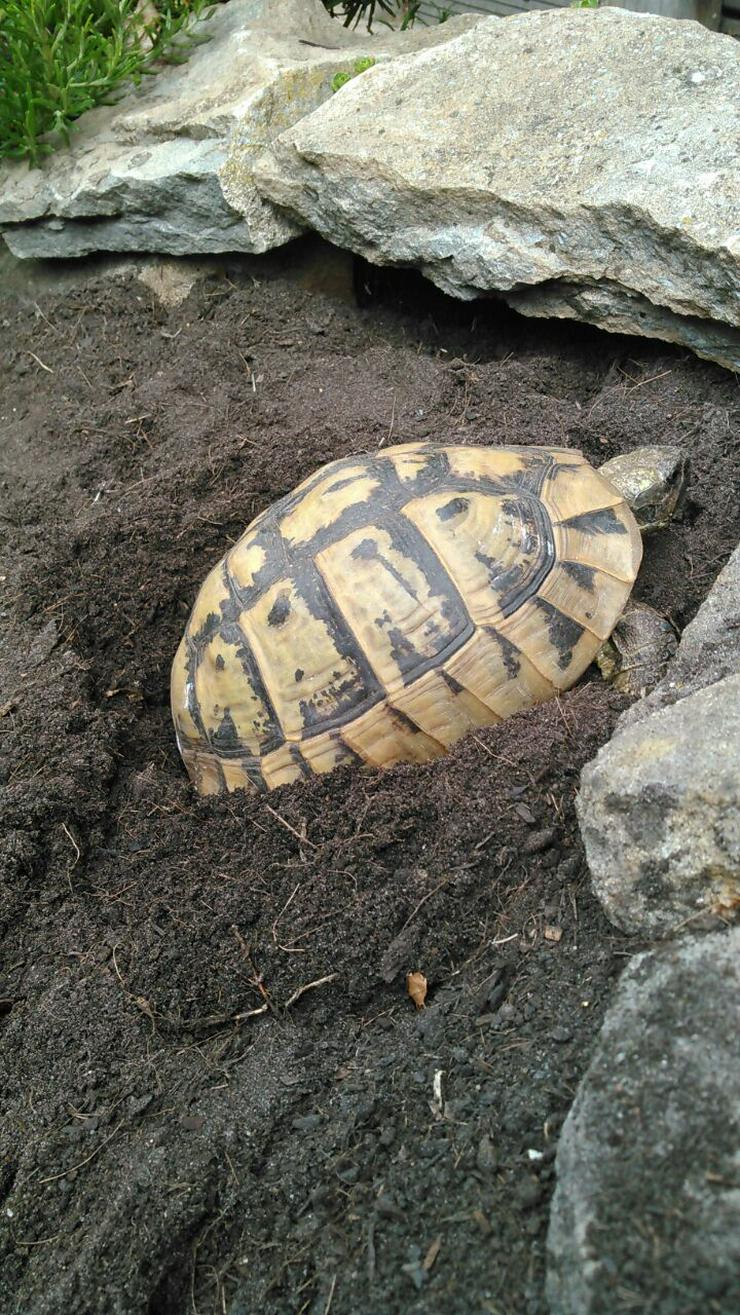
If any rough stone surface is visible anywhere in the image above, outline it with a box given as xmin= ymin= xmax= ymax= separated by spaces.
xmin=620 ymin=544 xmax=740 ymax=729
xmin=576 ymin=674 xmax=740 ymax=936
xmin=547 ymin=927 xmax=740 ymax=1315
xmin=0 ymin=0 xmax=476 ymax=260
xmin=254 ymin=9 xmax=740 ymax=370
xmin=506 ymin=279 xmax=740 ymax=374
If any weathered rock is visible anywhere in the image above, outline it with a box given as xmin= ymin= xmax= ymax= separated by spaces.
xmin=620 ymin=545 xmax=740 ymax=730
xmin=547 ymin=927 xmax=740 ymax=1315
xmin=577 ymin=674 xmax=740 ymax=936
xmin=0 ymin=0 xmax=477 ymax=260
xmin=254 ymin=9 xmax=740 ymax=370
xmin=506 ymin=279 xmax=740 ymax=374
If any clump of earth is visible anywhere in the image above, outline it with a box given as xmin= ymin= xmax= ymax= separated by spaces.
xmin=1 ymin=242 xmax=738 ymax=1315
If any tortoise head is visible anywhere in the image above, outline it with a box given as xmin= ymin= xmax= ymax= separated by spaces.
xmin=598 ymin=446 xmax=687 ymax=534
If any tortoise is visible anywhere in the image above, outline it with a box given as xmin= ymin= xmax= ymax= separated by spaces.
xmin=171 ymin=442 xmax=685 ymax=796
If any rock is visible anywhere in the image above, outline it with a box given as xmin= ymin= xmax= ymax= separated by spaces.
xmin=620 ymin=545 xmax=740 ymax=730
xmin=0 ymin=0 xmax=477 ymax=260
xmin=547 ymin=928 xmax=740 ymax=1315
xmin=576 ymin=674 xmax=740 ymax=936
xmin=136 ymin=258 xmax=212 ymax=307
xmin=506 ymin=279 xmax=740 ymax=375
xmin=254 ymin=9 xmax=740 ymax=371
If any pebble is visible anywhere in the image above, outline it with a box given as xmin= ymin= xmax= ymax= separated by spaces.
xmin=476 ymin=1134 xmax=498 ymax=1172
xmin=515 ymin=1178 xmax=544 ymax=1210
xmin=549 ymin=1025 xmax=574 ymax=1043
xmin=292 ymin=1113 xmax=323 ymax=1132
xmin=522 ymin=827 xmax=557 ymax=854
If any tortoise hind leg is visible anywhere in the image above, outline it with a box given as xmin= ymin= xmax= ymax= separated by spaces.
xmin=596 ymin=600 xmax=677 ymax=698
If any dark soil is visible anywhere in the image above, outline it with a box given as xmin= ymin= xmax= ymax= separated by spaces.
xmin=1 ymin=239 xmax=738 ymax=1315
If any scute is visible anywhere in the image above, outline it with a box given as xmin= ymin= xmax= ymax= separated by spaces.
xmin=171 ymin=443 xmax=642 ymax=794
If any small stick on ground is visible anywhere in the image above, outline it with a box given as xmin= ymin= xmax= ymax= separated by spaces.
xmin=37 ymin=1121 xmax=124 ymax=1185
xmin=283 ymin=973 xmax=338 ymax=1011
xmin=324 ymin=1274 xmax=338 ymax=1315
xmin=231 ymin=925 xmax=277 ymax=1014
xmin=263 ymin=802 xmax=317 ymax=850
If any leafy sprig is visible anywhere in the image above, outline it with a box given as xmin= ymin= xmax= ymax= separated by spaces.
xmin=0 ymin=0 xmax=215 ymax=166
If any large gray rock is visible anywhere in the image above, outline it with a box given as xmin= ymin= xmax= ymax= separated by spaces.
xmin=577 ymin=674 xmax=740 ymax=936
xmin=547 ymin=928 xmax=740 ymax=1315
xmin=620 ymin=544 xmax=740 ymax=730
xmin=0 ymin=0 xmax=476 ymax=260
xmin=253 ymin=8 xmax=740 ymax=370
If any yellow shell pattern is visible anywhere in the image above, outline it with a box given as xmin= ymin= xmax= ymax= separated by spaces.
xmin=171 ymin=444 xmax=642 ymax=794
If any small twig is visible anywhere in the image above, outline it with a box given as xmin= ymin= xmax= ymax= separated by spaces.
xmin=263 ymin=803 xmax=317 ymax=849
xmin=15 ymin=1232 xmax=64 ymax=1249
xmin=324 ymin=1274 xmax=337 ymax=1315
xmin=234 ymin=1003 xmax=269 ymax=1023
xmin=231 ymin=926 xmax=278 ymax=1015
xmin=626 ymin=368 xmax=672 ymax=393
xmin=61 ymin=822 xmax=81 ymax=870
xmin=37 ymin=1121 xmax=124 ymax=1185
xmin=283 ymin=973 xmax=338 ymax=1010
xmin=272 ymin=882 xmax=301 ymax=945
xmin=27 ymin=351 xmax=54 ymax=374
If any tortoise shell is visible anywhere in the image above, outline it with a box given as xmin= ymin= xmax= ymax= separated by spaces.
xmin=172 ymin=443 xmax=642 ymax=795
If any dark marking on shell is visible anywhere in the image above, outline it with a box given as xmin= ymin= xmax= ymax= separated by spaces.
xmin=181 ymin=638 xmax=209 ymax=744
xmin=400 ymin=449 xmax=452 ymax=493
xmin=436 ymin=496 xmax=469 ymax=522
xmin=267 ymin=590 xmax=291 ymax=627
xmin=288 ymin=744 xmax=313 ymax=778
xmin=212 ymin=709 xmax=240 ymax=750
xmin=215 ymin=653 xmax=225 ymax=671
xmin=298 ymin=669 xmax=366 ymax=731
xmin=329 ymin=732 xmax=366 ymax=767
xmin=327 ymin=476 xmax=360 ymax=494
xmin=352 ymin=537 xmax=379 ymax=561
xmin=389 ymin=705 xmax=425 ymax=736
xmin=561 ymin=507 xmax=628 ymax=536
xmin=484 ymin=627 xmax=522 ymax=680
xmin=191 ymin=610 xmax=222 ymax=651
xmin=387 ymin=626 xmax=422 ymax=677
xmin=441 ymin=669 xmax=464 ymax=694
xmin=232 ymin=755 xmax=267 ymax=793
xmin=532 ymin=599 xmax=584 ymax=670
xmin=294 ymin=667 xmax=304 ymax=683
xmin=219 ymin=618 xmax=284 ymax=752
xmin=562 ymin=561 xmax=597 ymax=591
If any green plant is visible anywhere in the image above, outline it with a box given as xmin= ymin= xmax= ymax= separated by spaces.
xmin=570 ymin=0 xmax=600 ymax=7
xmin=331 ymin=54 xmax=376 ymax=93
xmin=0 ymin=0 xmax=215 ymax=166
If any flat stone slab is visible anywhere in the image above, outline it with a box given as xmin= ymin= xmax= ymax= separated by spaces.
xmin=0 ymin=0 xmax=476 ymax=260
xmin=253 ymin=8 xmax=740 ymax=370
xmin=547 ymin=927 xmax=740 ymax=1315
xmin=577 ymin=673 xmax=740 ymax=936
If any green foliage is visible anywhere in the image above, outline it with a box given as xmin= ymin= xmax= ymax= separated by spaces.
xmin=331 ymin=54 xmax=376 ymax=93
xmin=570 ymin=0 xmax=600 ymax=7
xmin=0 ymin=0 xmax=214 ymax=166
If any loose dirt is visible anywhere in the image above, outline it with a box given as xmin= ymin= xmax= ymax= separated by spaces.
xmin=1 ymin=241 xmax=738 ymax=1315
